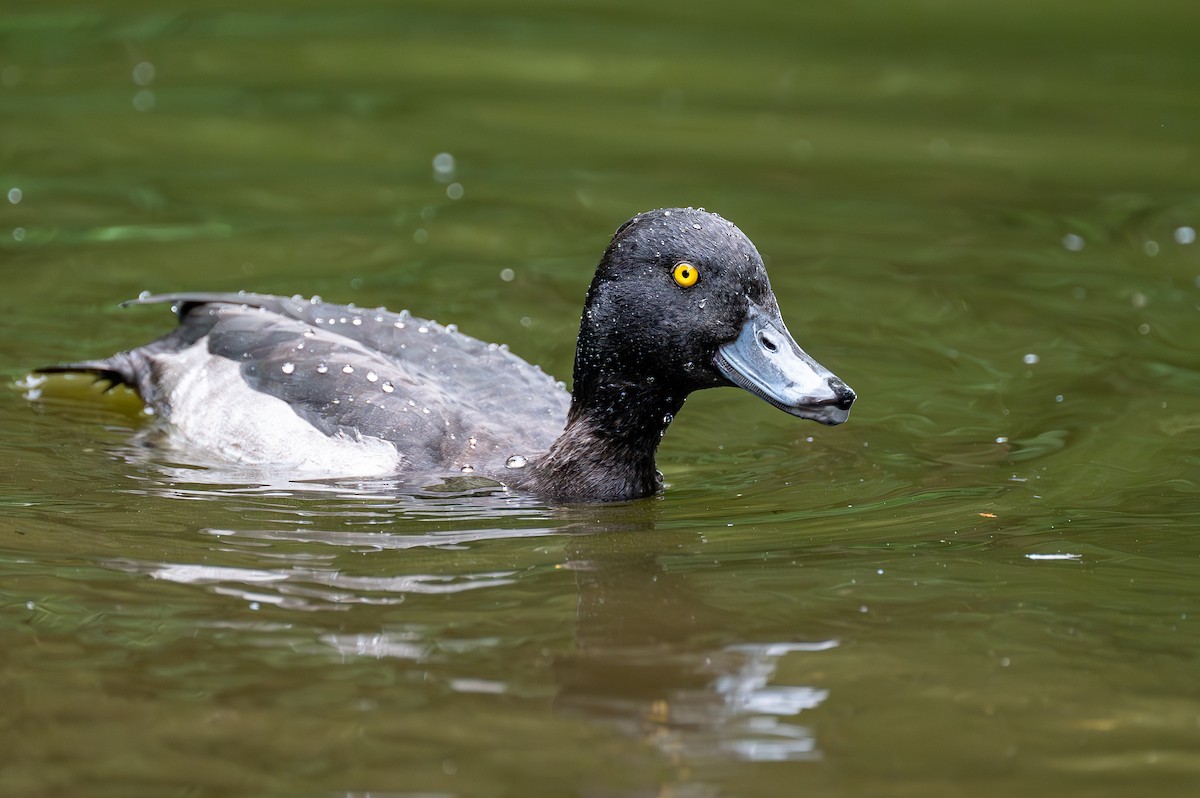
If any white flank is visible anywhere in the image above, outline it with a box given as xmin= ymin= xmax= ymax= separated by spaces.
xmin=151 ymin=343 xmax=401 ymax=477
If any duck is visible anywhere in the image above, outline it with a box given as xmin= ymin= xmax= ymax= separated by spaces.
xmin=36 ymin=208 xmax=855 ymax=503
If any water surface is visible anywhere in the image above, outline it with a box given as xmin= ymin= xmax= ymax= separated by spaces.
xmin=2 ymin=2 xmax=1199 ymax=796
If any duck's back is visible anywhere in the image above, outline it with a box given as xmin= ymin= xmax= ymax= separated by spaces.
xmin=71 ymin=293 xmax=571 ymax=478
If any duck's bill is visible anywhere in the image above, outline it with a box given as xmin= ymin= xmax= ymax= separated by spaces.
xmin=714 ymin=303 xmax=855 ymax=425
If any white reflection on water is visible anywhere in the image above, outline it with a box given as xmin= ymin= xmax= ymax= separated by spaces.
xmin=322 ymin=631 xmax=429 ymax=661
xmin=557 ymin=639 xmax=835 ymax=765
xmin=108 ymin=557 xmax=518 ymax=611
xmin=201 ymin=525 xmax=560 ymax=551
xmin=713 ymin=641 xmax=835 ymax=762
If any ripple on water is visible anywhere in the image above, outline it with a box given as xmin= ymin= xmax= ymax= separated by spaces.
xmin=111 ymin=557 xmax=520 ymax=611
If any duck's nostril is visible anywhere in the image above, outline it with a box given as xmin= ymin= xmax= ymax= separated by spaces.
xmin=758 ymin=332 xmax=778 ymax=353
xmin=828 ymin=378 xmax=856 ymax=410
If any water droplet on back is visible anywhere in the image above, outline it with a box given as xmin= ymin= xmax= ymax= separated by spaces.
xmin=316 ymin=363 xmax=328 ymax=374
xmin=366 ymin=370 xmax=379 ymax=383
xmin=281 ymin=362 xmax=295 ymax=374
xmin=505 ymin=454 xmax=528 ymax=469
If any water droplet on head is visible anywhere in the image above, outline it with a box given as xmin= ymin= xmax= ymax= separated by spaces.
xmin=352 ymin=317 xmax=363 ymax=326
xmin=342 ymin=364 xmax=354 ymax=374
xmin=381 ymin=381 xmax=394 ymax=393
xmin=505 ymin=454 xmax=528 ymax=469
xmin=692 ymin=223 xmax=702 ymax=230
xmin=460 ymin=464 xmax=475 ymax=474
xmin=366 ymin=370 xmax=378 ymax=383
xmin=316 ymin=363 xmax=328 ymax=374
xmin=302 ymin=327 xmax=315 ymax=338
xmin=418 ymin=326 xmax=429 ymax=334
xmin=281 ymin=362 xmax=295 ymax=374
xmin=468 ymin=436 xmax=478 ymax=449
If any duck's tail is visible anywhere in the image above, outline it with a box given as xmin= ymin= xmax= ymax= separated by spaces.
xmin=34 ymin=353 xmax=145 ymax=394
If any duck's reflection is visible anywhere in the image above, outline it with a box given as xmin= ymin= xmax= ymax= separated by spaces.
xmin=105 ymin=482 xmax=832 ymax=767
xmin=553 ymin=507 xmax=831 ymax=764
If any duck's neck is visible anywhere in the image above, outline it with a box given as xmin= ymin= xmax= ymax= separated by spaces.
xmin=528 ymin=380 xmax=685 ymax=503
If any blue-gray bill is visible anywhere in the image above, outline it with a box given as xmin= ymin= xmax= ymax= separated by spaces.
xmin=713 ymin=302 xmax=855 ymax=426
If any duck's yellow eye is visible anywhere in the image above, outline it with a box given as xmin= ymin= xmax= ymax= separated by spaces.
xmin=673 ymin=262 xmax=699 ymax=287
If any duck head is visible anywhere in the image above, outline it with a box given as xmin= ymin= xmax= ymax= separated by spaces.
xmin=571 ymin=207 xmax=855 ymax=426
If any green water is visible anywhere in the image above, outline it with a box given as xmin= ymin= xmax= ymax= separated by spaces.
xmin=3 ymin=1 xmax=1200 ymax=796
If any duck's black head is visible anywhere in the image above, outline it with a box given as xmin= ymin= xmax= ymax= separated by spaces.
xmin=530 ymin=208 xmax=854 ymax=503
xmin=572 ymin=207 xmax=854 ymax=425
